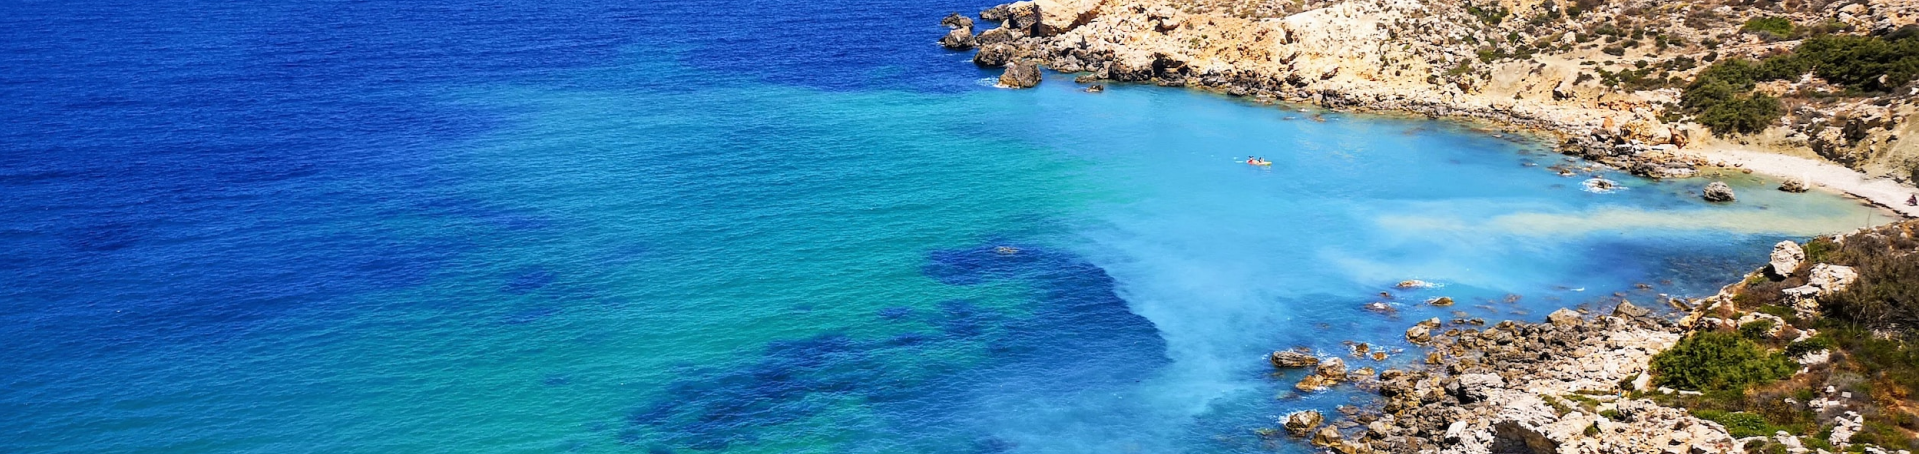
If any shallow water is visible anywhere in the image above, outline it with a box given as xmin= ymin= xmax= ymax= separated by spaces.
xmin=0 ymin=1 xmax=1889 ymax=453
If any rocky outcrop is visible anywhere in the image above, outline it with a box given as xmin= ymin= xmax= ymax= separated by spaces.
xmin=1770 ymin=240 xmax=1806 ymax=278
xmin=1284 ymin=410 xmax=1324 ymax=438
xmin=999 ymin=60 xmax=1043 ymax=88
xmin=1703 ymin=181 xmax=1736 ymax=202
xmin=1784 ymin=263 xmax=1859 ymax=320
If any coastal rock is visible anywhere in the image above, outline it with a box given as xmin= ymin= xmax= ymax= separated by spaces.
xmin=973 ymin=43 xmax=1015 ymax=67
xmin=1029 ymin=0 xmax=1100 ymax=37
xmin=1427 ymin=296 xmax=1454 ymax=307
xmin=1085 ymin=84 xmax=1104 ymax=93
xmin=979 ymin=4 xmax=1009 ymax=22
xmin=1106 ymin=51 xmax=1155 ymax=82
xmin=1405 ymin=324 xmax=1432 ymax=344
xmin=975 ymin=26 xmax=1022 ymax=45
xmin=940 ymin=12 xmax=974 ymax=30
xmin=1395 ymin=280 xmax=1434 ymax=289
xmin=1270 ymin=349 xmax=1320 ymax=368
xmin=1771 ymin=241 xmax=1806 ymax=278
xmin=1785 ymin=285 xmax=1823 ymax=319
xmin=1612 ymin=300 xmax=1651 ymax=320
xmin=999 ymin=61 xmax=1043 ymax=88
xmin=1316 ymin=357 xmax=1347 ymax=378
xmin=939 ymin=28 xmax=977 ymax=49
xmin=1781 ymin=176 xmax=1811 ymax=193
xmin=1703 ymin=181 xmax=1736 ymax=202
xmin=1284 ymin=410 xmax=1324 ymax=437
xmin=1547 ymin=308 xmax=1582 ymax=327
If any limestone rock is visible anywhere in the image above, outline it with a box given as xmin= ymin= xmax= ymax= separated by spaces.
xmin=1029 ymin=0 xmax=1100 ymax=37
xmin=1703 ymin=181 xmax=1735 ymax=202
xmin=1781 ymin=176 xmax=1811 ymax=193
xmin=1269 ymin=349 xmax=1320 ymax=368
xmin=939 ymin=28 xmax=977 ymax=49
xmin=975 ymin=26 xmax=1022 ymax=45
xmin=1406 ymin=324 xmax=1433 ymax=344
xmin=1427 ymin=296 xmax=1454 ymax=307
xmin=940 ymin=12 xmax=974 ymax=30
xmin=1284 ymin=410 xmax=1324 ymax=437
xmin=1547 ymin=308 xmax=1583 ymax=327
xmin=1770 ymin=241 xmax=1805 ymax=277
xmin=999 ymin=61 xmax=1043 ymax=88
xmin=1612 ymin=300 xmax=1650 ymax=319
xmin=973 ymin=43 xmax=1015 ymax=67
xmin=1809 ymin=264 xmax=1858 ymax=293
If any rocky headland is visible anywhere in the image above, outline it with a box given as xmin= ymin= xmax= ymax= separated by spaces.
xmin=938 ymin=0 xmax=1919 ymax=216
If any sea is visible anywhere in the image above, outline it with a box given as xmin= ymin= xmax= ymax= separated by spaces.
xmin=0 ymin=0 xmax=1890 ymax=453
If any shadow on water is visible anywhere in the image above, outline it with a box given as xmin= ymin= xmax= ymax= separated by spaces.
xmin=624 ymin=243 xmax=1170 ymax=452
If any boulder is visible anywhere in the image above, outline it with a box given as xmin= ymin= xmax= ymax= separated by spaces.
xmin=1780 ymin=176 xmax=1810 ymax=193
xmin=1770 ymin=241 xmax=1805 ymax=277
xmin=1427 ymin=296 xmax=1454 ymax=307
xmin=1107 ymin=51 xmax=1156 ymax=82
xmin=939 ymin=28 xmax=977 ymax=49
xmin=1084 ymin=84 xmax=1104 ymax=93
xmin=1452 ymin=373 xmax=1505 ymax=403
xmin=1702 ymin=181 xmax=1735 ymax=202
xmin=973 ymin=43 xmax=1015 ymax=67
xmin=1396 ymin=279 xmax=1435 ymax=289
xmin=1004 ymin=2 xmax=1040 ymax=30
xmin=1285 ymin=410 xmax=1324 ymax=437
xmin=1312 ymin=425 xmax=1343 ymax=447
xmin=940 ymin=12 xmax=974 ymax=30
xmin=1612 ymin=300 xmax=1650 ymax=319
xmin=1406 ymin=324 xmax=1433 ymax=344
xmin=1316 ymin=357 xmax=1348 ymax=378
xmin=1547 ymin=308 xmax=1582 ymax=327
xmin=1784 ymin=285 xmax=1822 ymax=319
xmin=1270 ymin=350 xmax=1320 ymax=368
xmin=999 ymin=61 xmax=1043 ymax=88
xmin=1296 ymin=373 xmax=1338 ymax=392
xmin=980 ymin=3 xmax=1010 ymax=22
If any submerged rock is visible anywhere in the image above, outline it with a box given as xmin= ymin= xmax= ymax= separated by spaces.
xmin=1702 ymin=181 xmax=1735 ymax=202
xmin=998 ymin=61 xmax=1042 ymax=88
xmin=1395 ymin=279 xmax=1434 ymax=289
xmin=1085 ymin=84 xmax=1104 ymax=93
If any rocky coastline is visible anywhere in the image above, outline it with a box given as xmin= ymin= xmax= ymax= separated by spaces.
xmin=937 ymin=0 xmax=1919 ymax=217
xmin=1258 ymin=220 xmax=1919 ymax=454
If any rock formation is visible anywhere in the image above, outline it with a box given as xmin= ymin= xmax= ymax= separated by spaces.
xmin=1702 ymin=181 xmax=1735 ymax=202
xmin=999 ymin=60 xmax=1043 ymax=88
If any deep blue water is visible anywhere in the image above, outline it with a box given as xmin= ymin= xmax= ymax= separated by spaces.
xmin=0 ymin=1 xmax=1886 ymax=453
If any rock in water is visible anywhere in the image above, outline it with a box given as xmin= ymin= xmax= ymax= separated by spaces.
xmin=975 ymin=26 xmax=1022 ymax=45
xmin=1084 ymin=84 xmax=1104 ymax=93
xmin=1770 ymin=240 xmax=1805 ymax=277
xmin=1702 ymin=181 xmax=1735 ymax=202
xmin=1405 ymin=324 xmax=1433 ymax=344
xmin=1284 ymin=410 xmax=1324 ymax=438
xmin=979 ymin=3 xmax=1009 ymax=22
xmin=1269 ymin=350 xmax=1320 ymax=368
xmin=1612 ymin=300 xmax=1650 ymax=319
xmin=1780 ymin=176 xmax=1810 ymax=193
xmin=939 ymin=28 xmax=976 ymax=49
xmin=1426 ymin=296 xmax=1454 ymax=307
xmin=972 ymin=43 xmax=1014 ymax=67
xmin=998 ymin=61 xmax=1041 ymax=88
xmin=940 ymin=12 xmax=974 ymax=30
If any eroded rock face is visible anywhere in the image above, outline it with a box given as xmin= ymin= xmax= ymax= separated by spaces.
xmin=1809 ymin=263 xmax=1858 ymax=292
xmin=1771 ymin=240 xmax=1806 ymax=278
xmin=941 ymin=12 xmax=974 ymax=30
xmin=1703 ymin=181 xmax=1736 ymax=202
xmin=999 ymin=60 xmax=1043 ymax=88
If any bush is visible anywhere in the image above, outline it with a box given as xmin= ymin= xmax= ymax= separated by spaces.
xmin=1651 ymin=331 xmax=1796 ymax=391
xmin=1823 ymin=245 xmax=1919 ymax=331
xmin=1742 ymin=17 xmax=1794 ymax=38
xmin=1785 ymin=336 xmax=1832 ymax=358
xmin=1695 ymin=410 xmax=1779 ymax=438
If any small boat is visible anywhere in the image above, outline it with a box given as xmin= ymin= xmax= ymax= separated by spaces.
xmin=1245 ymin=158 xmax=1272 ymax=166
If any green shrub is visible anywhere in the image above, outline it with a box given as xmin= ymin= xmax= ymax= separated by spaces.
xmin=1785 ymin=336 xmax=1832 ymax=358
xmin=1824 ymin=245 xmax=1919 ymax=331
xmin=1742 ymin=17 xmax=1794 ymax=38
xmin=1695 ymin=410 xmax=1778 ymax=438
xmin=1650 ymin=331 xmax=1796 ymax=391
xmin=1739 ymin=319 xmax=1776 ymax=340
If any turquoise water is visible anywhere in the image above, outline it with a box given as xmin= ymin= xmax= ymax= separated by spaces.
xmin=0 ymin=2 xmax=1889 ymax=452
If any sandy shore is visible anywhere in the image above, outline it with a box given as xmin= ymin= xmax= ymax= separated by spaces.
xmin=1681 ymin=147 xmax=1919 ymax=219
